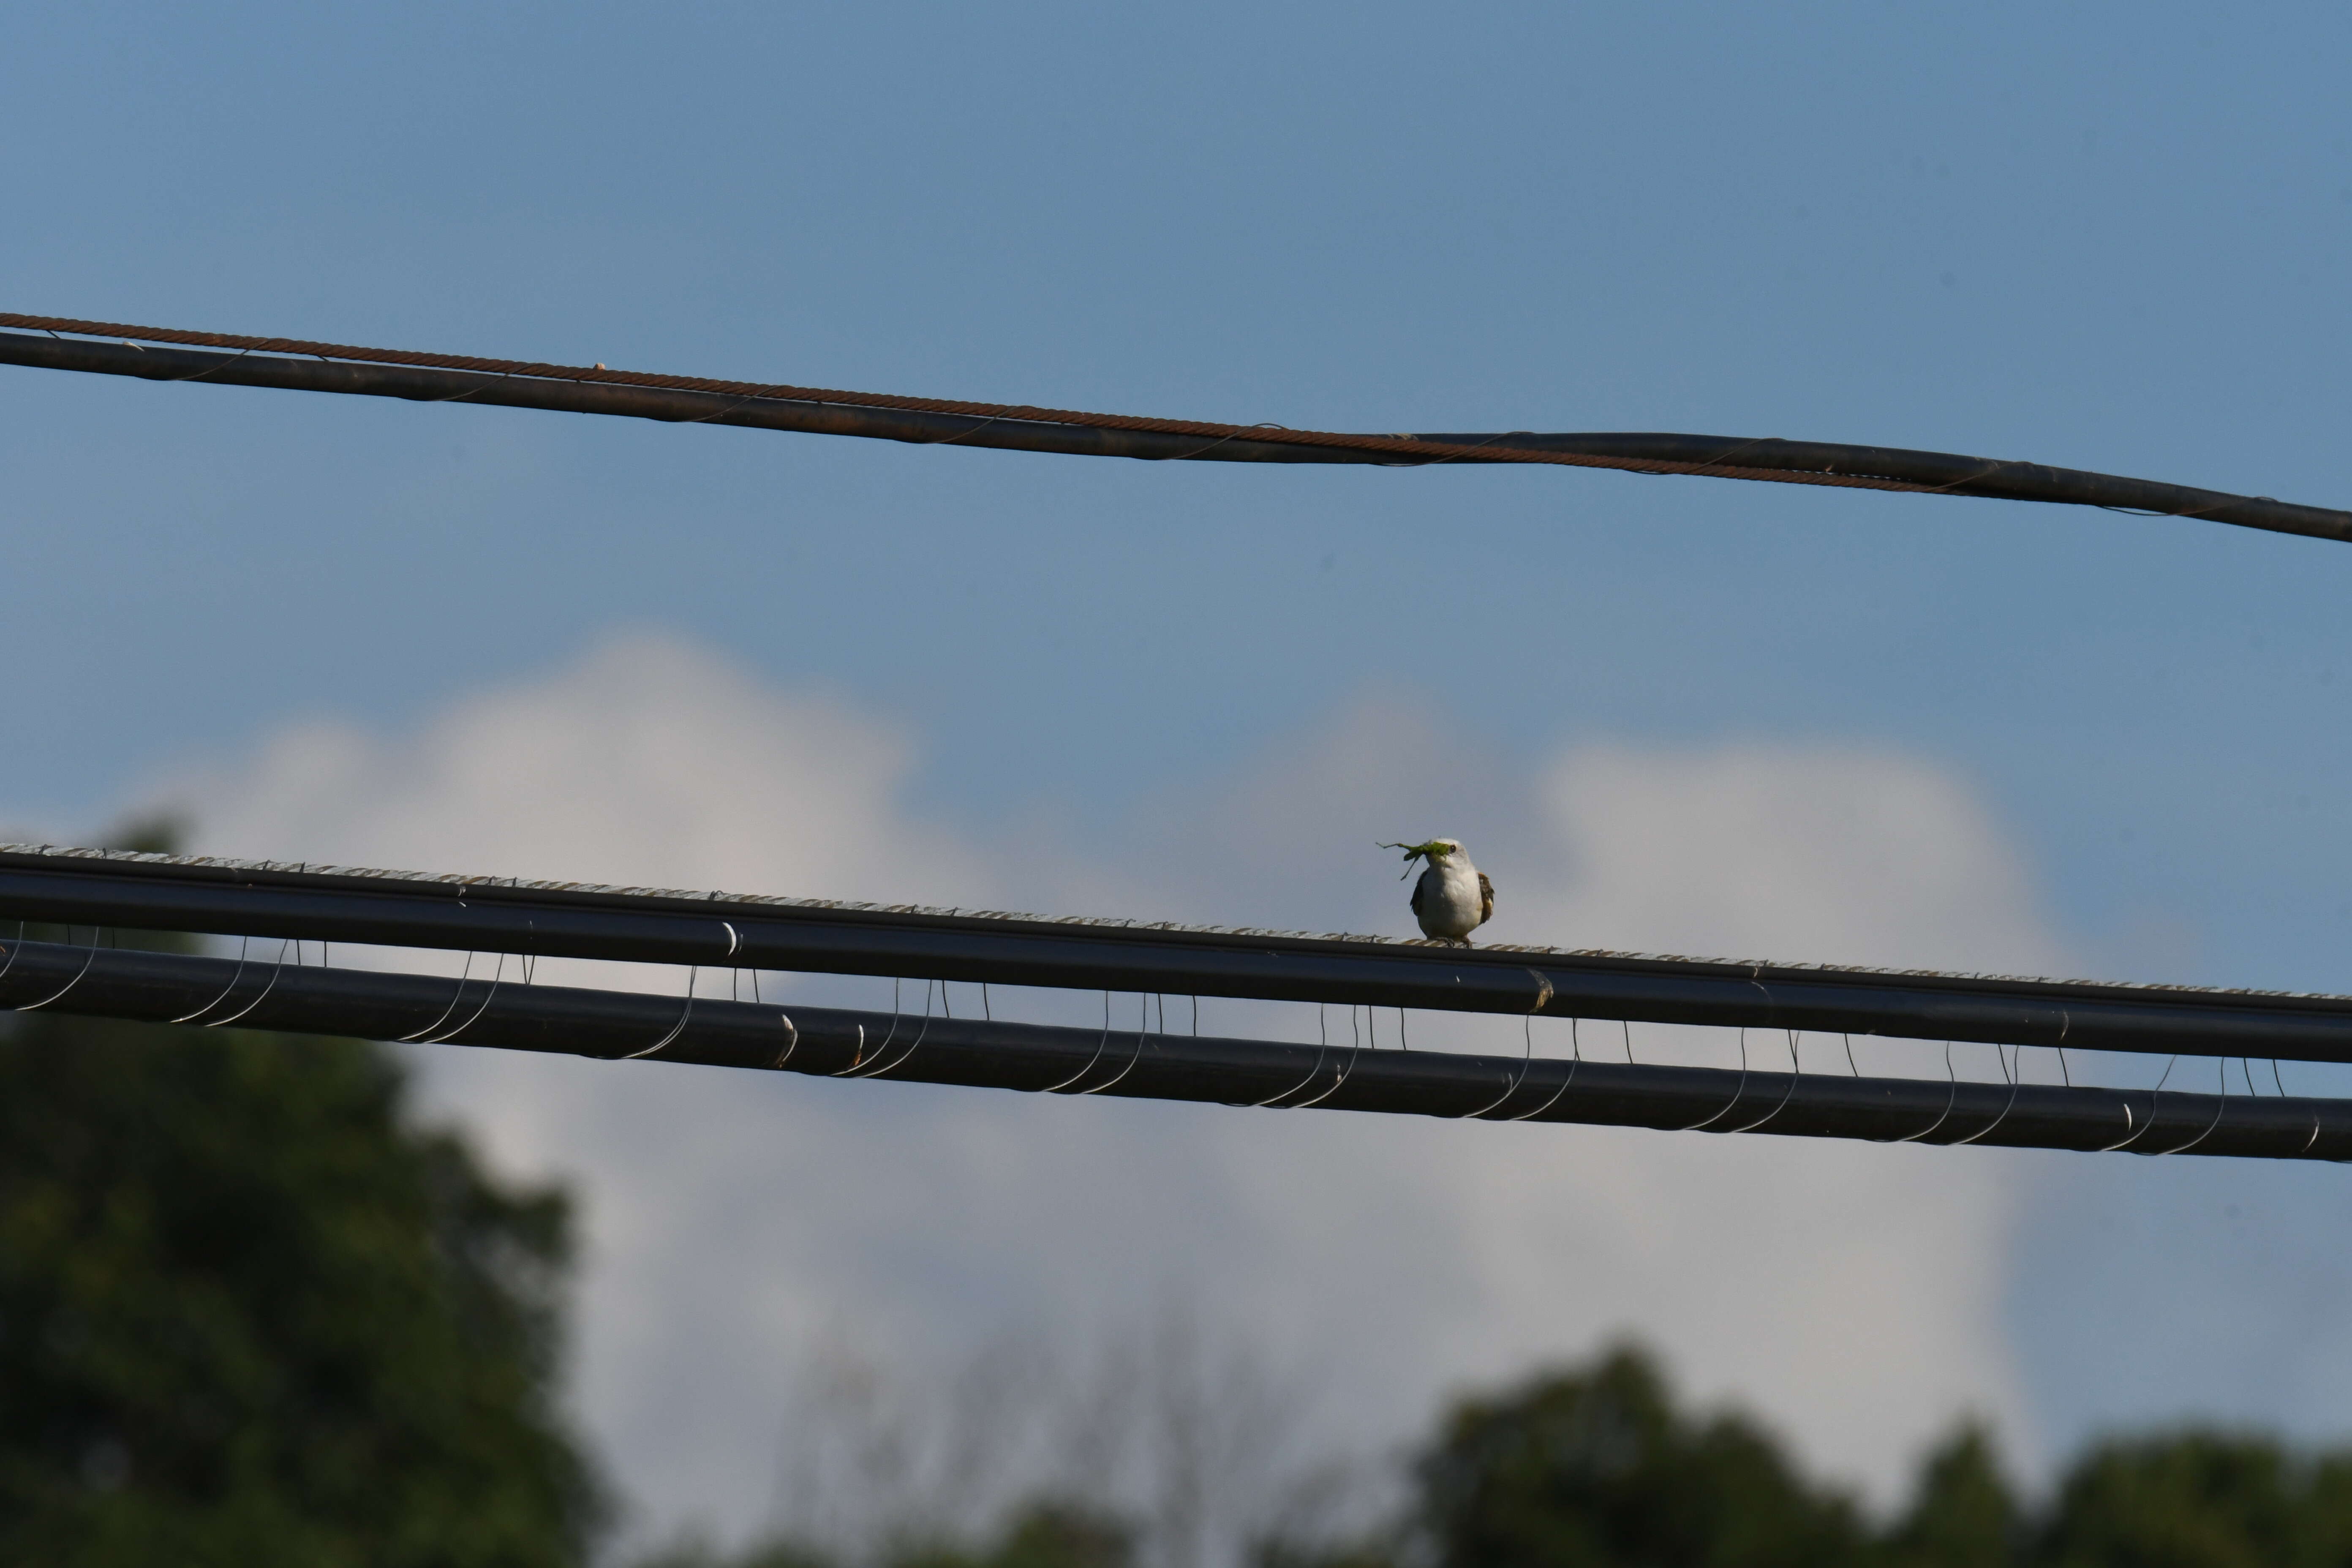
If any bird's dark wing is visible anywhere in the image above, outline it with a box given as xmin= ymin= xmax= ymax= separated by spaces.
xmin=1409 ymin=874 xmax=1425 ymax=917
xmin=1478 ymin=872 xmax=1494 ymax=926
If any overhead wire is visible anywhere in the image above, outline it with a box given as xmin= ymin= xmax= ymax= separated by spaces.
xmin=3 ymin=312 xmax=2348 ymax=541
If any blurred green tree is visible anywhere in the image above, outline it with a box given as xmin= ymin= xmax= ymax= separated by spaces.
xmin=2032 ymin=1428 xmax=2352 ymax=1568
xmin=0 ymin=844 xmax=603 ymax=1566
xmin=643 ymin=1500 xmax=1131 ymax=1568
xmin=1407 ymin=1347 xmax=2352 ymax=1568
xmin=628 ymin=1532 xmax=837 ymax=1568
xmin=984 ymin=1501 xmax=1134 ymax=1568
xmin=1415 ymin=1344 xmax=1869 ymax=1568
xmin=902 ymin=1501 xmax=1135 ymax=1568
xmin=1881 ymin=1424 xmax=2020 ymax=1568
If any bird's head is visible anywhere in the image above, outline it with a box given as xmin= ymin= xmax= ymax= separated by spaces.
xmin=1378 ymin=838 xmax=1463 ymax=878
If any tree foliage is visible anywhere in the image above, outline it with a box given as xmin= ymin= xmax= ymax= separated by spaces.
xmin=2035 ymin=1431 xmax=2352 ymax=1568
xmin=1416 ymin=1346 xmax=1867 ymax=1568
xmin=641 ymin=1501 xmax=1132 ymax=1568
xmin=1405 ymin=1345 xmax=2352 ymax=1568
xmin=1881 ymin=1424 xmax=2020 ymax=1568
xmin=0 ymin=999 xmax=602 ymax=1565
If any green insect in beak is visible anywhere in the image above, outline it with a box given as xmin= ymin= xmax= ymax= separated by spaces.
xmin=1377 ymin=839 xmax=1456 ymax=879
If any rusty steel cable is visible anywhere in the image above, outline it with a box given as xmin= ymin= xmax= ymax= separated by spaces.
xmin=4 ymin=311 xmax=2347 ymax=543
xmin=0 ymin=311 xmax=1911 ymax=485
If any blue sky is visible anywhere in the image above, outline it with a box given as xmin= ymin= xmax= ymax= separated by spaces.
xmin=8 ymin=4 xmax=2352 ymax=988
xmin=8 ymin=0 xmax=2352 ymax=1533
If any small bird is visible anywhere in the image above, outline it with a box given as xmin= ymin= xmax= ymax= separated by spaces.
xmin=1380 ymin=838 xmax=1494 ymax=944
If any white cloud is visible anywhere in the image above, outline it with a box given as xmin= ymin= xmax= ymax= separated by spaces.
xmin=160 ymin=635 xmax=2062 ymax=1549
xmin=176 ymin=633 xmax=989 ymax=907
xmin=1527 ymin=743 xmax=2058 ymax=975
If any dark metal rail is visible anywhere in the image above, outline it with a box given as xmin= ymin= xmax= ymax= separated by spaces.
xmin=0 ymin=936 xmax=2336 ymax=1160
xmin=3 ymin=324 xmax=2345 ymax=543
xmin=8 ymin=847 xmax=2352 ymax=1063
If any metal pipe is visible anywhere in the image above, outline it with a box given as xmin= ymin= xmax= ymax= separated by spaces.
xmin=7 ymin=847 xmax=2352 ymax=1063
xmin=2 ymin=330 xmax=2344 ymax=543
xmin=0 ymin=936 xmax=2338 ymax=1160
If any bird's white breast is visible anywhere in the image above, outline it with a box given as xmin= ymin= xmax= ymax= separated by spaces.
xmin=1416 ymin=858 xmax=1486 ymax=940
